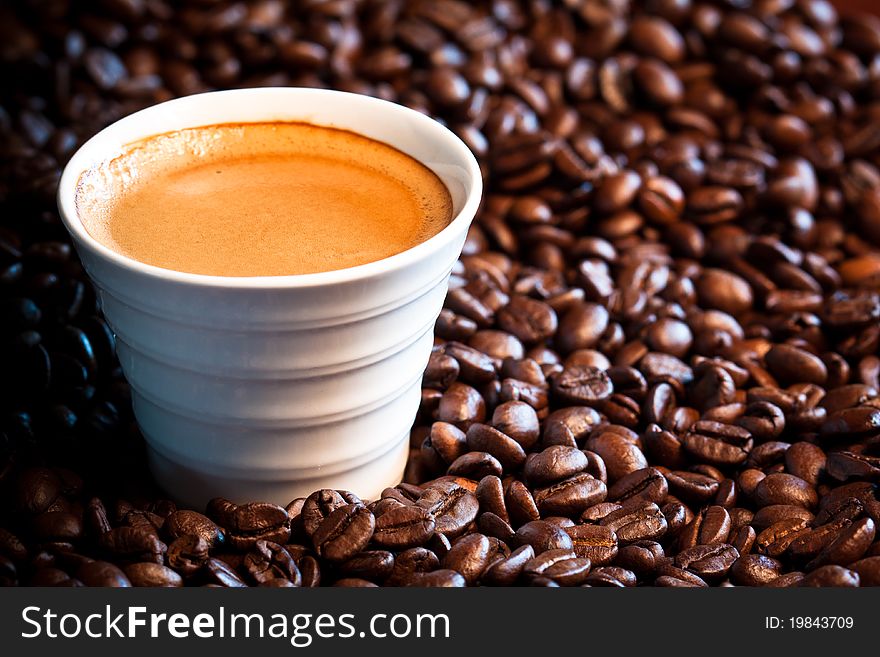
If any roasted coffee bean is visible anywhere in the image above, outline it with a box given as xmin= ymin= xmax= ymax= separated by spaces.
xmin=808 ymin=518 xmax=875 ymax=569
xmin=820 ymin=407 xmax=880 ymax=438
xmin=444 ymin=342 xmax=496 ymax=383
xmin=422 ymin=422 xmax=469 ymax=467
xmin=608 ymin=467 xmax=668 ymax=505
xmin=523 ymin=548 xmax=591 ymax=586
xmin=850 ymin=556 xmax=880 ymax=586
xmin=14 ymin=468 xmax=62 ymax=515
xmin=77 ymin=560 xmax=131 ymax=587
xmin=599 ymin=502 xmax=668 ymax=544
xmin=31 ymin=511 xmax=82 ymax=542
xmin=441 ymin=533 xmax=491 ymax=585
xmin=785 ymin=442 xmax=827 ymax=487
xmin=797 ymin=565 xmax=860 ymax=587
xmin=585 ymin=431 xmax=649 ymax=482
xmin=385 ymin=547 xmax=439 ymax=586
xmin=544 ymin=406 xmax=603 ymax=446
xmin=731 ymin=525 xmax=757 ymax=556
xmin=423 ymin=351 xmax=459 ymax=389
xmin=695 ymin=268 xmax=753 ymax=315
xmin=416 ymin=485 xmax=479 ymax=539
xmin=207 ymin=498 xmax=290 ymax=550
xmin=497 ymin=296 xmax=557 ymax=344
xmin=505 ymin=480 xmax=541 ymax=528
xmin=524 ymin=445 xmax=588 ymax=486
xmin=551 ymin=365 xmax=613 ymax=405
xmin=205 ymin=558 xmax=247 ymax=588
xmin=99 ymin=527 xmax=166 ymax=564
xmin=615 ymin=540 xmax=665 ymax=577
xmin=121 ymin=509 xmax=163 ymax=536
xmin=476 ymin=475 xmax=508 ymax=521
xmin=675 ymin=543 xmax=739 ymax=581
xmin=756 ymin=518 xmax=811 ymax=557
xmin=751 ymin=505 xmax=814 ymax=531
xmin=736 ymin=401 xmax=786 ymax=441
xmin=663 ymin=502 xmax=689 ymax=538
xmin=404 ymin=569 xmax=467 ymax=587
xmin=478 ymin=511 xmax=515 ymax=542
xmin=643 ymin=427 xmax=686 ymax=469
xmin=447 ymin=451 xmax=502 ymax=479
xmin=373 ymin=505 xmax=436 ymax=549
xmin=681 ymin=421 xmax=753 ymax=467
xmin=729 ymin=554 xmax=782 ymax=586
xmin=298 ymin=555 xmax=321 ymax=587
xmin=163 ymin=510 xmax=223 ymax=548
xmin=466 ymin=423 xmax=527 ymax=470
xmin=243 ymin=540 xmax=300 ymax=586
xmin=492 ymin=401 xmax=540 ymax=450
xmin=167 ymin=535 xmax=210 ymax=579
xmin=534 ymin=473 xmax=607 ymax=517
xmin=555 ymin=303 xmax=610 ymax=354
xmin=438 ymin=382 xmax=487 ymax=429
xmin=826 ymin=452 xmax=880 ymax=483
xmin=697 ymin=506 xmax=732 ymax=546
xmin=586 ymin=566 xmax=637 ymax=587
xmin=564 ymin=524 xmax=618 ymax=565
xmin=654 ymin=563 xmax=709 ymax=588
xmin=514 ymin=520 xmax=574 ymax=554
xmin=483 ymin=544 xmax=535 ymax=586
xmin=595 ymin=171 xmax=642 ymax=214
xmin=754 ymin=474 xmax=818 ymax=509
xmin=124 ymin=562 xmax=182 ymax=587
xmin=312 ymin=504 xmax=375 ymax=563
xmin=301 ymin=490 xmax=348 ymax=537
xmin=337 ymin=551 xmax=394 ymax=583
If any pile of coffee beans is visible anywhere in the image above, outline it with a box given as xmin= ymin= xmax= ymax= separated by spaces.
xmin=3 ymin=0 xmax=880 ymax=587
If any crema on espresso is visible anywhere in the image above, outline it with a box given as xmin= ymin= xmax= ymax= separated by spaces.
xmin=75 ymin=122 xmax=454 ymax=276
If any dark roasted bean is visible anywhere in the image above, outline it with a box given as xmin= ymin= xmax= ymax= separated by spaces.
xmin=564 ymin=524 xmax=618 ymax=565
xmin=534 ymin=473 xmax=607 ymax=517
xmin=608 ymin=467 xmax=668 ymax=505
xmin=466 ymin=423 xmax=526 ymax=471
xmin=754 ymin=474 xmax=818 ymax=509
xmin=729 ymin=554 xmax=782 ymax=587
xmin=167 ymin=535 xmax=210 ymax=579
xmin=373 ymin=506 xmax=436 ymax=549
xmin=483 ymin=544 xmax=534 ymax=586
xmin=441 ymin=533 xmax=491 ymax=585
xmin=312 ymin=504 xmax=375 ymax=563
xmin=682 ymin=421 xmax=753 ymax=467
xmin=599 ymin=502 xmax=668 ymax=544
xmin=514 ymin=520 xmax=574 ymax=555
xmin=674 ymin=543 xmax=739 ymax=581
xmin=163 ymin=510 xmax=223 ymax=548
xmin=416 ymin=485 xmax=480 ymax=539
xmin=207 ymin=498 xmax=290 ymax=550
xmin=585 ymin=431 xmax=648 ymax=482
xmin=338 ymin=550 xmax=395 ymax=583
xmin=77 ymin=561 xmax=131 ymax=587
xmin=524 ymin=445 xmax=588 ymax=486
xmin=797 ymin=565 xmax=860 ymax=587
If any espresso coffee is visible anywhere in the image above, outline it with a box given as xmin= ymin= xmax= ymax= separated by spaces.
xmin=75 ymin=122 xmax=453 ymax=276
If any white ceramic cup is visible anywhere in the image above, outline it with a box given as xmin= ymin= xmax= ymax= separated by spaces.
xmin=57 ymin=88 xmax=482 ymax=508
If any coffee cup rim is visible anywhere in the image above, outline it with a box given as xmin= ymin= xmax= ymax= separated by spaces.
xmin=57 ymin=87 xmax=483 ymax=289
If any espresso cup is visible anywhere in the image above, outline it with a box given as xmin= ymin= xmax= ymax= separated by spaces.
xmin=57 ymin=88 xmax=482 ymax=508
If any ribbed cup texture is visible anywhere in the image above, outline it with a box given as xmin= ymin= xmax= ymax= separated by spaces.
xmin=57 ymin=88 xmax=481 ymax=507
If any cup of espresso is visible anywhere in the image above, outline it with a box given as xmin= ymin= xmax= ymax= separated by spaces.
xmin=57 ymin=88 xmax=482 ymax=508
